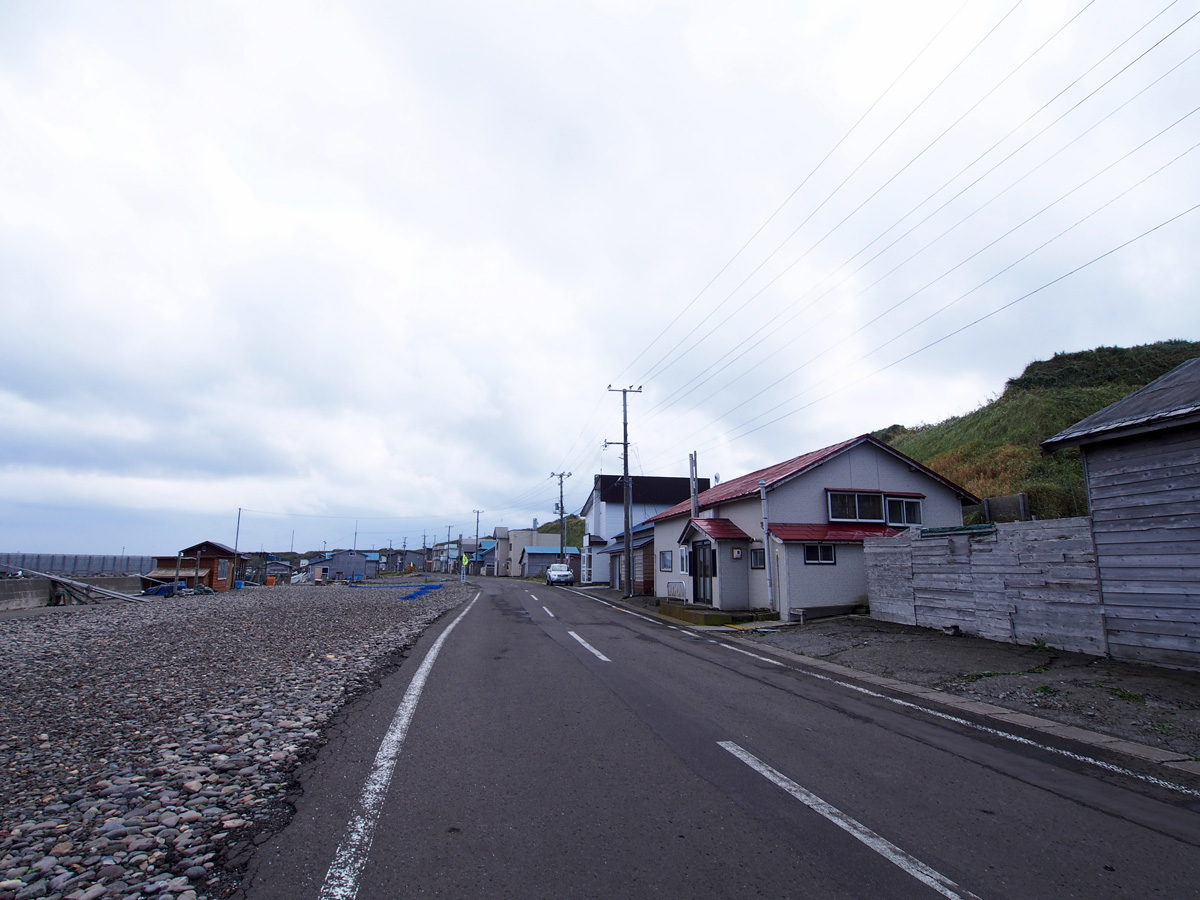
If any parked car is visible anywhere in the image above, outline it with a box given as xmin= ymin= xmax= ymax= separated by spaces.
xmin=545 ymin=563 xmax=574 ymax=586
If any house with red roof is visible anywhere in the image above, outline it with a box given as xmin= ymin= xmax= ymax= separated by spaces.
xmin=647 ymin=435 xmax=978 ymax=620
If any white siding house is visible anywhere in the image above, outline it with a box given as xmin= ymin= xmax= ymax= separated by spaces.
xmin=648 ymin=435 xmax=977 ymax=620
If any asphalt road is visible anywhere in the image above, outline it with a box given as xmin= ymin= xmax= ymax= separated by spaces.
xmin=237 ymin=578 xmax=1200 ymax=900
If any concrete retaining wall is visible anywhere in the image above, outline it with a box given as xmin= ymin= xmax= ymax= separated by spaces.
xmin=865 ymin=518 xmax=1105 ymax=655
xmin=0 ymin=576 xmax=145 ymax=611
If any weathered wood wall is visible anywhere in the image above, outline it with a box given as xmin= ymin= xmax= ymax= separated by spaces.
xmin=866 ymin=518 xmax=1106 ymax=655
xmin=1085 ymin=426 xmax=1200 ymax=669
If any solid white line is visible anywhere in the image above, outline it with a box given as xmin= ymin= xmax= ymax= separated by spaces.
xmin=568 ymin=630 xmax=611 ymax=662
xmin=713 ymin=640 xmax=1200 ymax=799
xmin=543 ymin=606 xmax=555 ymax=618
xmin=719 ymin=643 xmax=786 ymax=667
xmin=319 ymin=594 xmax=479 ymax=900
xmin=719 ymin=742 xmax=981 ymax=900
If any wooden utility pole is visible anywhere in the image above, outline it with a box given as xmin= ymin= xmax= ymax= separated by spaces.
xmin=606 ymin=385 xmax=641 ymax=598
xmin=550 ymin=473 xmax=571 ymax=561
xmin=473 ymin=510 xmax=483 ymax=574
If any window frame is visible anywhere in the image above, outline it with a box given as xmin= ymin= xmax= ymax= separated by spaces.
xmin=803 ymin=543 xmax=836 ymax=565
xmin=750 ymin=548 xmax=765 ymax=569
xmin=659 ymin=550 xmax=673 ymax=572
xmin=886 ymin=497 xmax=924 ymax=527
xmin=827 ymin=491 xmax=885 ymax=523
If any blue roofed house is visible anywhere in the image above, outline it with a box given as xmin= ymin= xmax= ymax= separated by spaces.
xmin=648 ymin=435 xmax=977 ymax=620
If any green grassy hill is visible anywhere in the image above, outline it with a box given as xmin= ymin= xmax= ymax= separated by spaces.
xmin=538 ymin=514 xmax=585 ymax=548
xmin=876 ymin=340 xmax=1200 ymax=520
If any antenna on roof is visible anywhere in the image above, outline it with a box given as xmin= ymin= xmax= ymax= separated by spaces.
xmin=714 ymin=473 xmax=720 ymax=485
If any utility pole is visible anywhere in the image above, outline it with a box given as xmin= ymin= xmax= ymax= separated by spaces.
xmin=606 ymin=385 xmax=642 ymax=598
xmin=446 ymin=525 xmax=452 ymax=573
xmin=473 ymin=510 xmax=483 ymax=574
xmin=233 ymin=507 xmax=242 ymax=588
xmin=550 ymin=473 xmax=571 ymax=562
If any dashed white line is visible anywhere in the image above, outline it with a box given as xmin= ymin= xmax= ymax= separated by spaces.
xmin=720 ymin=742 xmax=982 ymax=900
xmin=543 ymin=606 xmax=555 ymax=618
xmin=568 ymin=630 xmax=611 ymax=662
xmin=319 ymin=594 xmax=479 ymax=900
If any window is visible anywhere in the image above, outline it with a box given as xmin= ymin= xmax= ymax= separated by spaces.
xmin=828 ymin=491 xmax=884 ymax=522
xmin=217 ymin=559 xmax=230 ymax=581
xmin=750 ymin=548 xmax=765 ymax=569
xmin=659 ymin=550 xmax=673 ymax=572
xmin=680 ymin=547 xmax=689 ymax=574
xmin=887 ymin=497 xmax=923 ymax=527
xmin=804 ymin=544 xmax=836 ymax=564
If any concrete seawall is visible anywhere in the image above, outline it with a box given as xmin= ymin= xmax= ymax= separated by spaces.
xmin=0 ymin=576 xmax=145 ymax=611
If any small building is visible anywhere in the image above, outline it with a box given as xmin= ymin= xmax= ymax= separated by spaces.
xmin=1042 ymin=357 xmax=1200 ymax=668
xmin=598 ymin=522 xmax=655 ymax=595
xmin=144 ymin=540 xmax=244 ymax=592
xmin=502 ymin=528 xmax=560 ymax=577
xmin=648 ymin=435 xmax=977 ymax=620
xmin=519 ymin=546 xmax=580 ymax=579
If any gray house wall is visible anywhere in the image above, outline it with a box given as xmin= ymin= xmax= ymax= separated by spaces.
xmin=1085 ymin=426 xmax=1200 ymax=668
xmin=763 ymin=443 xmax=966 ymax=525
xmin=777 ymin=540 xmax=870 ymax=614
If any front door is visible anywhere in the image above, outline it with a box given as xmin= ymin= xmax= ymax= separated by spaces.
xmin=692 ymin=540 xmax=713 ymax=605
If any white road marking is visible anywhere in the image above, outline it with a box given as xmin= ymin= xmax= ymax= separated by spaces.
xmin=543 ymin=606 xmax=555 ymax=618
xmin=713 ymin=640 xmax=1200 ymax=799
xmin=720 ymin=742 xmax=982 ymax=900
xmin=719 ymin=643 xmax=785 ymax=666
xmin=568 ymin=630 xmax=611 ymax=662
xmin=319 ymin=594 xmax=479 ymax=900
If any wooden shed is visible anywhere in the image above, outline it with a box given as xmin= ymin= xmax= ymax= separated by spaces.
xmin=1043 ymin=357 xmax=1200 ymax=669
xmin=145 ymin=540 xmax=243 ymax=592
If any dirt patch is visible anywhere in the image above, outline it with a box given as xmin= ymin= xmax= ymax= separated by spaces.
xmin=737 ymin=616 xmax=1200 ymax=759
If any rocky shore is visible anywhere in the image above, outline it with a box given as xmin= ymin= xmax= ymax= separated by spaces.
xmin=0 ymin=580 xmax=473 ymax=900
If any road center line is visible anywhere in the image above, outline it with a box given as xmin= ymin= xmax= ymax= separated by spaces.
xmin=720 ymin=742 xmax=982 ymax=900
xmin=568 ymin=630 xmax=611 ymax=662
xmin=543 ymin=606 xmax=555 ymax=618
xmin=319 ymin=594 xmax=479 ymax=900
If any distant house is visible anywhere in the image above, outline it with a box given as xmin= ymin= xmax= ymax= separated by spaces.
xmin=301 ymin=550 xmax=376 ymax=583
xmin=581 ymin=475 xmax=707 ymax=584
xmin=144 ymin=540 xmax=244 ymax=592
xmin=519 ymin=546 xmax=580 ymax=579
xmin=1042 ymin=357 xmax=1200 ymax=668
xmin=648 ymin=435 xmax=977 ymax=620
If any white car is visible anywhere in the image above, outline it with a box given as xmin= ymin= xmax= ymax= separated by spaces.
xmin=545 ymin=563 xmax=574 ymax=585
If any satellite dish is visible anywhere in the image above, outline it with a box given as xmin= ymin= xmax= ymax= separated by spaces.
xmin=713 ymin=473 xmax=720 ymax=484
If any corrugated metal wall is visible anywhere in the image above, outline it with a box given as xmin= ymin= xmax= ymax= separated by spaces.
xmin=1086 ymin=427 xmax=1200 ymax=669
xmin=0 ymin=554 xmax=155 ymax=576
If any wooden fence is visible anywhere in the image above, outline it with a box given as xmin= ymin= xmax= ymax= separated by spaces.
xmin=865 ymin=518 xmax=1106 ymax=656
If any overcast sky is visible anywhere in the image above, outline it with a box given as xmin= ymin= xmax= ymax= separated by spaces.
xmin=2 ymin=0 xmax=1198 ymax=556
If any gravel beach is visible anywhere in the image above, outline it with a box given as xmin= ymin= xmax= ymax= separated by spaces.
xmin=0 ymin=580 xmax=472 ymax=900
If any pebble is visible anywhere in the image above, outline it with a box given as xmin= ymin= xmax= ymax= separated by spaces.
xmin=0 ymin=581 xmax=470 ymax=900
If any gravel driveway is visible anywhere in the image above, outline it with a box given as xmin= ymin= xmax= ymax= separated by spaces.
xmin=0 ymin=580 xmax=472 ymax=900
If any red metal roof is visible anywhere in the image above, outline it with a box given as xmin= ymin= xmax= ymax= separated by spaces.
xmin=647 ymin=434 xmax=978 ymax=524
xmin=681 ymin=518 xmax=753 ymax=543
xmin=769 ymin=523 xmax=900 ymax=543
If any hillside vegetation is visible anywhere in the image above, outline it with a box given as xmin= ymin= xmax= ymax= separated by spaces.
xmin=538 ymin=514 xmax=585 ymax=548
xmin=875 ymin=340 xmax=1200 ymax=520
